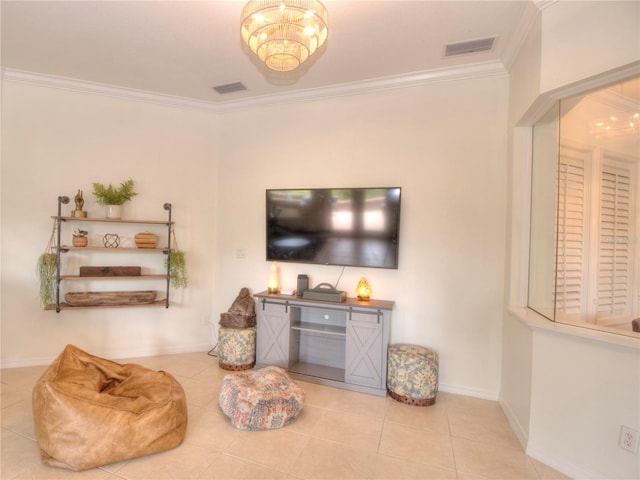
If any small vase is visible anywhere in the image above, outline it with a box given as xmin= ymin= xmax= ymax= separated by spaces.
xmin=106 ymin=205 xmax=122 ymax=219
xmin=72 ymin=236 xmax=88 ymax=247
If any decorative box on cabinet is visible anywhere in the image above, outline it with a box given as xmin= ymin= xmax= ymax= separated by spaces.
xmin=49 ymin=195 xmax=174 ymax=312
xmin=254 ymin=291 xmax=393 ymax=396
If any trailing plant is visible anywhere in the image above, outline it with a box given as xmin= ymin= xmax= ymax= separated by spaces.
xmin=166 ymin=226 xmax=187 ymax=288
xmin=37 ymin=220 xmax=58 ymax=308
xmin=73 ymin=228 xmax=88 ymax=237
xmin=166 ymin=250 xmax=188 ymax=289
xmin=92 ymin=178 xmax=138 ymax=206
xmin=37 ymin=253 xmax=57 ymax=308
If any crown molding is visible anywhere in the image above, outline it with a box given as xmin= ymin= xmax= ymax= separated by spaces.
xmin=1 ymin=68 xmax=220 ymax=112
xmin=2 ymin=61 xmax=508 ymax=114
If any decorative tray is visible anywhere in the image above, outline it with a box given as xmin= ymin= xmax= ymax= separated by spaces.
xmin=65 ymin=291 xmax=157 ymax=306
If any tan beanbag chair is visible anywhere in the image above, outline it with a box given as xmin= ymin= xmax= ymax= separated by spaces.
xmin=32 ymin=344 xmax=188 ymax=471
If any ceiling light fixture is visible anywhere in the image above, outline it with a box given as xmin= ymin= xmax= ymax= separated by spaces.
xmin=240 ymin=0 xmax=329 ymax=72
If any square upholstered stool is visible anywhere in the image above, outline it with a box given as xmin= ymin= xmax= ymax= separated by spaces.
xmin=219 ymin=366 xmax=304 ymax=430
xmin=217 ymin=287 xmax=257 ymax=371
xmin=32 ymin=344 xmax=188 ymax=471
xmin=387 ymin=343 xmax=439 ymax=406
xmin=217 ymin=326 xmax=257 ymax=371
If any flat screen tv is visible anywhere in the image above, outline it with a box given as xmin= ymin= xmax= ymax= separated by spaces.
xmin=266 ymin=187 xmax=401 ymax=269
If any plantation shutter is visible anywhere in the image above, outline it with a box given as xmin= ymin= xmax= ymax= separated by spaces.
xmin=596 ymin=160 xmax=633 ymax=318
xmin=555 ymin=146 xmax=589 ymax=316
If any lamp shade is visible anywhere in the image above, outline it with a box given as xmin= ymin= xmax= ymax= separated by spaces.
xmin=240 ymin=0 xmax=328 ymax=72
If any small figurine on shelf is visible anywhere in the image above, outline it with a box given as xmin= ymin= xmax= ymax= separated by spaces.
xmin=71 ymin=189 xmax=87 ymax=218
xmin=72 ymin=229 xmax=88 ymax=247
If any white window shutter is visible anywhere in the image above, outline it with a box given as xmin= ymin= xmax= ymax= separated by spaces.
xmin=596 ymin=161 xmax=633 ymax=318
xmin=555 ymin=146 xmax=589 ymax=316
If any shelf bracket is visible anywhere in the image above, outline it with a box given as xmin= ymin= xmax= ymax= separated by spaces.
xmin=55 ymin=195 xmax=70 ymax=313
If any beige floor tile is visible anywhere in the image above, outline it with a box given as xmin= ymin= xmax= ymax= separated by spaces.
xmin=1 ymin=428 xmax=112 ymax=480
xmin=452 ymin=437 xmax=539 ymax=480
xmin=178 ymin=376 xmax=220 ymax=408
xmin=447 ymin=395 xmax=521 ymax=450
xmin=1 ymin=397 xmax=36 ymax=439
xmin=530 ymin=458 xmax=572 ymax=479
xmin=373 ymin=454 xmax=458 ymax=479
xmin=114 ymin=442 xmax=215 ymax=479
xmin=385 ymin=395 xmax=450 ymax=435
xmin=283 ymin=403 xmax=324 ymax=435
xmin=200 ymin=452 xmax=295 ymax=479
xmin=223 ymin=427 xmax=310 ymax=473
xmin=184 ymin=403 xmax=244 ymax=452
xmin=311 ymin=408 xmax=384 ymax=452
xmin=292 ymin=436 xmax=378 ymax=479
xmin=379 ymin=421 xmax=456 ymax=471
xmin=0 ymin=351 xmax=569 ymax=480
xmin=300 ymin=380 xmax=388 ymax=419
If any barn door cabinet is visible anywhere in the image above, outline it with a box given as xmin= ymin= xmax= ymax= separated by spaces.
xmin=49 ymin=195 xmax=174 ymax=312
xmin=254 ymin=291 xmax=393 ymax=396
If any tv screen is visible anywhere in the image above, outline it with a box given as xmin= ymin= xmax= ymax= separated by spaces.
xmin=266 ymin=187 xmax=401 ymax=269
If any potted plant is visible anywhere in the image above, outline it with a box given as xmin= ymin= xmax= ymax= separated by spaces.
xmin=92 ymin=178 xmax=138 ymax=219
xmin=72 ymin=228 xmax=88 ymax=247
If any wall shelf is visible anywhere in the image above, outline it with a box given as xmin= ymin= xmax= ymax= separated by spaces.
xmin=50 ymin=196 xmax=174 ymax=312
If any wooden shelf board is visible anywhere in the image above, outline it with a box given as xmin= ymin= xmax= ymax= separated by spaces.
xmin=45 ymin=299 xmax=168 ymax=311
xmin=53 ymin=216 xmax=172 ymax=225
xmin=60 ymin=246 xmax=170 ymax=252
xmin=255 ymin=291 xmax=394 ymax=311
xmin=60 ymin=274 xmax=168 ymax=281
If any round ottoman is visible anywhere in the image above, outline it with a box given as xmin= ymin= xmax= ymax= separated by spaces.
xmin=218 ymin=326 xmax=256 ymax=371
xmin=387 ymin=344 xmax=439 ymax=406
xmin=219 ymin=366 xmax=304 ymax=430
xmin=32 ymin=344 xmax=188 ymax=471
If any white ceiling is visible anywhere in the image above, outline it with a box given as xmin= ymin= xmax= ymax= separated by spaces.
xmin=1 ymin=1 xmax=538 ymax=107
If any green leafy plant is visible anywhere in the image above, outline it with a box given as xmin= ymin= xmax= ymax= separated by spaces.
xmin=92 ymin=178 xmax=138 ymax=206
xmin=166 ymin=250 xmax=188 ymax=289
xmin=37 ymin=253 xmax=57 ymax=308
xmin=73 ymin=228 xmax=88 ymax=237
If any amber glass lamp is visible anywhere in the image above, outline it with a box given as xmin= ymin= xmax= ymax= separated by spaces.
xmin=356 ymin=277 xmax=371 ymax=301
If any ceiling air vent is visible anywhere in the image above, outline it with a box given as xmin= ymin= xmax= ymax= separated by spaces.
xmin=212 ymin=82 xmax=247 ymax=94
xmin=444 ymin=37 xmax=495 ymax=57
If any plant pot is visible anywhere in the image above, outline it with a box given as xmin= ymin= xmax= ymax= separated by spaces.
xmin=72 ymin=236 xmax=88 ymax=247
xmin=106 ymin=205 xmax=122 ymax=219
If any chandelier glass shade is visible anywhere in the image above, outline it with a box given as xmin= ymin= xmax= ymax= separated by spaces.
xmin=240 ymin=0 xmax=328 ymax=72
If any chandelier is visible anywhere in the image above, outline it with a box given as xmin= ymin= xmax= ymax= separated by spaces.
xmin=240 ymin=0 xmax=329 ymax=72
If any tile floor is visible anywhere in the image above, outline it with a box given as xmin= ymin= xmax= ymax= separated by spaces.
xmin=1 ymin=351 xmax=570 ymax=480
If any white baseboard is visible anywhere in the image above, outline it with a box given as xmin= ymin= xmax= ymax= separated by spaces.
xmin=0 ymin=343 xmax=213 ymax=369
xmin=438 ymin=382 xmax=499 ymax=401
xmin=499 ymin=397 xmax=529 ymax=451
xmin=526 ymin=441 xmax=606 ymax=480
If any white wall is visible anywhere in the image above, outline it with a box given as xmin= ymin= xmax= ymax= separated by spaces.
xmin=1 ymin=81 xmax=220 ymax=365
xmin=1 ymin=72 xmax=511 ymax=399
xmin=502 ymin=1 xmax=640 ymax=479
xmin=540 ymin=1 xmax=640 ymax=94
xmin=214 ymin=75 xmax=510 ymax=399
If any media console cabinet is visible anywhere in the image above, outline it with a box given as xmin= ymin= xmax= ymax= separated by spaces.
xmin=254 ymin=291 xmax=394 ymax=396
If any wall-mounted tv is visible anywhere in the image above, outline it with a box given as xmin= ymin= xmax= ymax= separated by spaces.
xmin=266 ymin=187 xmax=401 ymax=269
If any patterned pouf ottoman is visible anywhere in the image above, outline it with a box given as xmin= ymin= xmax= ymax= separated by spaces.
xmin=219 ymin=366 xmax=304 ymax=430
xmin=387 ymin=344 xmax=439 ymax=406
xmin=218 ymin=326 xmax=256 ymax=371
